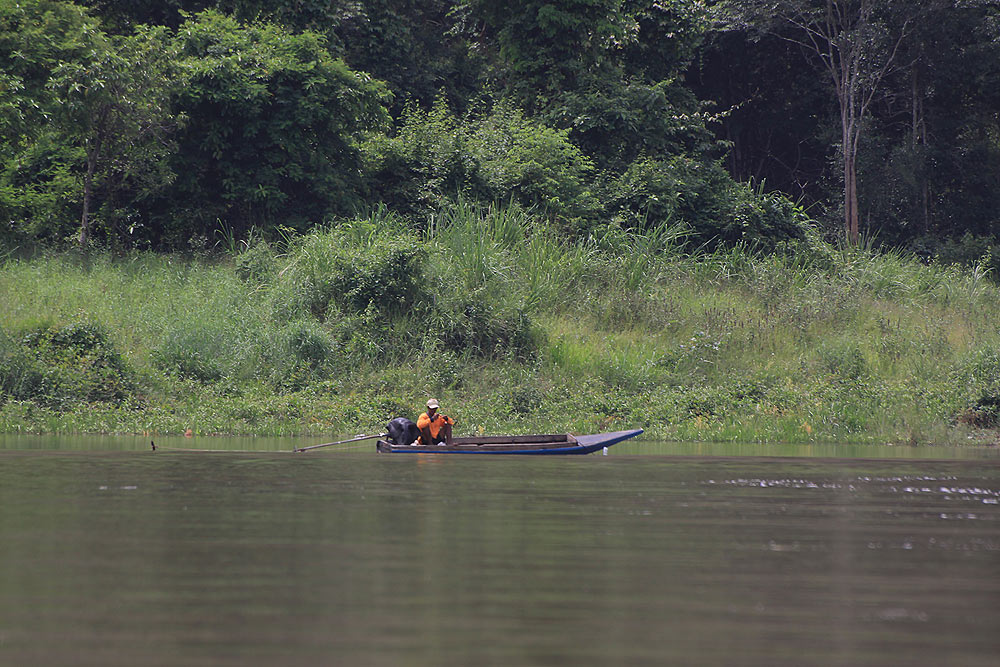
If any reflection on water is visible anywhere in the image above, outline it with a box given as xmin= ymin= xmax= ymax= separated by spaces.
xmin=0 ymin=439 xmax=998 ymax=666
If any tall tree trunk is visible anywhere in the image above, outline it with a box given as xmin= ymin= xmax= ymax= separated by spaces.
xmin=845 ymin=152 xmax=859 ymax=244
xmin=839 ymin=62 xmax=860 ymax=245
xmin=78 ymin=138 xmax=100 ymax=248
xmin=79 ymin=165 xmax=93 ymax=247
xmin=912 ymin=68 xmax=930 ymax=233
xmin=763 ymin=0 xmax=912 ymax=244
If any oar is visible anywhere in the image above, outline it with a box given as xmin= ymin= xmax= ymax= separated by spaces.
xmin=293 ymin=433 xmax=387 ymax=453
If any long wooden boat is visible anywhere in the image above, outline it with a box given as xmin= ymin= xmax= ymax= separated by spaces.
xmin=376 ymin=428 xmax=643 ymax=455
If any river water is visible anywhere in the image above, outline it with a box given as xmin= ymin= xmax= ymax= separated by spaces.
xmin=1 ymin=436 xmax=998 ymax=666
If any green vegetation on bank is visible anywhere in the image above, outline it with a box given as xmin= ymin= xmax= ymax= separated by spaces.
xmin=2 ymin=202 xmax=999 ymax=446
xmin=2 ymin=1 xmax=997 ymax=448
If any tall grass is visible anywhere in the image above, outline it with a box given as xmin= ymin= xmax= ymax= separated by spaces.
xmin=427 ymin=200 xmax=595 ymax=311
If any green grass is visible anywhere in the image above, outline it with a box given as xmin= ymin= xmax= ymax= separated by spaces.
xmin=2 ymin=203 xmax=1000 ymax=446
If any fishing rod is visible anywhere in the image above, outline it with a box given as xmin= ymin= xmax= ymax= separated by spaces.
xmin=148 ymin=433 xmax=387 ymax=453
xmin=150 ymin=440 xmax=279 ymax=453
xmin=293 ymin=433 xmax=387 ymax=453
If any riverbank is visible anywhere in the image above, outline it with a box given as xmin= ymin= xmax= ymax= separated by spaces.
xmin=3 ymin=206 xmax=1000 ymax=446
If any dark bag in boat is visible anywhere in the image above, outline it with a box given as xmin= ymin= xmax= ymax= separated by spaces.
xmin=387 ymin=417 xmax=419 ymax=446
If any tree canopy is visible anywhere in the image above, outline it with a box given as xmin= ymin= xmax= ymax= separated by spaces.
xmin=0 ymin=0 xmax=997 ymax=254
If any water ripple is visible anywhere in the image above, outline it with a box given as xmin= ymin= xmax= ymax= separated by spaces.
xmin=704 ymin=474 xmax=1000 ymax=505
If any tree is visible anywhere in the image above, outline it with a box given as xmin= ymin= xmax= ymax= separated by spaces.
xmin=717 ymin=0 xmax=923 ymax=243
xmin=860 ymin=0 xmax=1000 ymax=243
xmin=47 ymin=25 xmax=182 ymax=247
xmin=457 ymin=0 xmax=713 ymax=169
xmin=361 ymin=97 xmax=601 ymax=232
xmin=155 ymin=11 xmax=390 ymax=246
xmin=457 ymin=0 xmax=632 ymax=113
xmin=0 ymin=0 xmax=97 ymax=155
xmin=333 ymin=0 xmax=481 ymax=113
xmin=0 ymin=1 xmax=101 ymax=245
xmin=84 ymin=1 xmax=481 ymax=114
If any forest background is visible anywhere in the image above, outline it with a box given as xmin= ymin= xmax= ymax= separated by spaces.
xmin=2 ymin=0 xmax=1000 ymax=445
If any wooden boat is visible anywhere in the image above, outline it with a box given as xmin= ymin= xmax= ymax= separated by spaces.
xmin=376 ymin=428 xmax=643 ymax=455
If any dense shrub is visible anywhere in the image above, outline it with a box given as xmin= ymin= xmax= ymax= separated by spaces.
xmin=0 ymin=327 xmax=45 ymax=401
xmin=605 ymin=155 xmax=815 ymax=250
xmin=0 ymin=137 xmax=83 ymax=247
xmin=362 ymin=98 xmax=601 ymax=233
xmin=361 ymin=97 xmax=470 ymax=217
xmin=149 ymin=11 xmax=391 ymax=246
xmin=5 ymin=321 xmax=135 ymax=404
xmin=235 ymin=238 xmax=278 ymax=286
xmin=263 ymin=319 xmax=335 ymax=390
xmin=422 ymin=295 xmax=540 ymax=360
xmin=277 ymin=218 xmax=426 ymax=320
xmin=151 ymin=325 xmax=227 ymax=383
xmin=280 ymin=319 xmax=333 ymax=368
xmin=549 ymin=79 xmax=715 ymax=173
xmin=954 ymin=349 xmax=1000 ymax=427
xmin=908 ymin=233 xmax=1000 ymax=279
xmin=727 ymin=186 xmax=816 ymax=250
xmin=468 ymin=102 xmax=601 ymax=233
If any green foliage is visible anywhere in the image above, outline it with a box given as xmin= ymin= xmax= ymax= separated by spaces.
xmin=363 ymin=98 xmax=601 ymax=232
xmin=470 ymin=102 xmax=601 ymax=233
xmin=428 ymin=199 xmax=593 ymax=314
xmin=0 ymin=0 xmax=98 ymax=151
xmin=815 ymin=340 xmax=869 ymax=382
xmin=0 ymin=327 xmax=46 ymax=402
xmin=361 ymin=97 xmax=470 ymax=217
xmin=0 ymin=134 xmax=82 ymax=245
xmin=549 ymin=78 xmax=716 ymax=172
xmin=622 ymin=0 xmax=709 ymax=82
xmin=157 ymin=10 xmax=391 ymax=246
xmin=235 ymin=237 xmax=278 ymax=286
xmin=460 ymin=0 xmax=632 ymax=108
xmin=278 ymin=319 xmax=332 ymax=369
xmin=1 ymin=321 xmax=135 ymax=405
xmin=701 ymin=0 xmax=1000 ymax=246
xmin=3 ymin=227 xmax=1000 ymax=443
xmin=1 ymin=0 xmax=999 ymax=443
xmin=421 ymin=292 xmax=541 ymax=360
xmin=47 ymin=23 xmax=183 ymax=246
xmin=260 ymin=206 xmax=544 ymax=361
xmin=152 ymin=325 xmax=227 ymax=383
xmin=591 ymin=221 xmax=689 ymax=293
xmin=605 ymin=155 xmax=705 ymax=229
xmin=953 ymin=349 xmax=1000 ymax=428
xmin=1 ymin=0 xmax=997 ymax=258
xmin=909 ymin=233 xmax=1000 ymax=278
xmin=726 ymin=184 xmax=818 ymax=250
xmin=331 ymin=0 xmax=482 ymax=114
xmin=605 ymin=156 xmax=815 ymax=250
xmin=263 ymin=319 xmax=335 ymax=390
xmin=460 ymin=0 xmax=714 ymax=171
xmin=276 ymin=217 xmax=425 ymax=319
xmin=0 ymin=1 xmax=99 ymax=246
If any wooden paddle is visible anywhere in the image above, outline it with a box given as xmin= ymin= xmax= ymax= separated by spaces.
xmin=293 ymin=433 xmax=387 ymax=453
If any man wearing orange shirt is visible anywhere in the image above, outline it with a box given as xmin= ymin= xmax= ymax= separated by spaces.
xmin=417 ymin=398 xmax=454 ymax=446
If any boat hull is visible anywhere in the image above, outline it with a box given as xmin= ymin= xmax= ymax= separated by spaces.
xmin=376 ymin=429 xmax=643 ymax=455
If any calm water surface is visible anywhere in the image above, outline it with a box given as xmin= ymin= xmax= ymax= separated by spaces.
xmin=1 ymin=436 xmax=999 ymax=666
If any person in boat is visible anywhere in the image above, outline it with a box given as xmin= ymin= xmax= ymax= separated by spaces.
xmin=417 ymin=398 xmax=454 ymax=446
